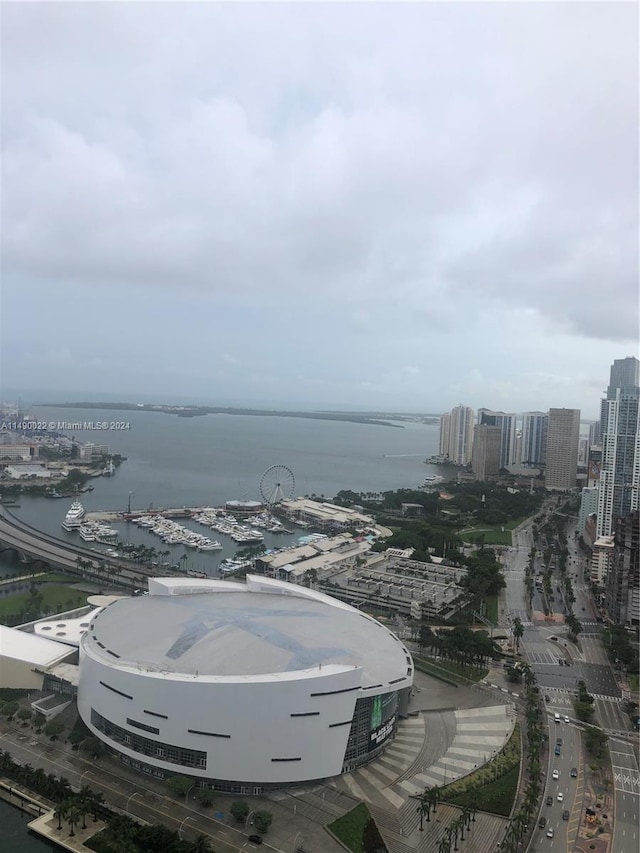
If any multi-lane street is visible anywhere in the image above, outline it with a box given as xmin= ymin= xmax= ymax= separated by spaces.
xmin=531 ymin=716 xmax=583 ymax=850
xmin=503 ymin=511 xmax=638 ymax=853
xmin=610 ymin=738 xmax=640 ymax=853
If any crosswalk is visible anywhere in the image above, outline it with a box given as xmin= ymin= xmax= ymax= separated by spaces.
xmin=613 ymin=766 xmax=640 ymax=793
xmin=543 ymin=686 xmax=623 ymax=709
xmin=510 ymin=609 xmax=532 ymax=626
xmin=527 ymin=650 xmax=562 ymax=665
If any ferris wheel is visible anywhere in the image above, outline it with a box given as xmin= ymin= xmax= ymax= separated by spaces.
xmin=260 ymin=465 xmax=295 ymax=505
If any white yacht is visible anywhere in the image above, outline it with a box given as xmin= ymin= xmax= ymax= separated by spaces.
xmin=62 ymin=501 xmax=86 ymax=531
xmin=79 ymin=525 xmax=96 ymax=541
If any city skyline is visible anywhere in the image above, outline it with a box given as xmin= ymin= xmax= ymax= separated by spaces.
xmin=1 ymin=3 xmax=637 ymax=415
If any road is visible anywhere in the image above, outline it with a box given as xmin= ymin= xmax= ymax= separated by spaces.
xmin=610 ymin=738 xmax=640 ymax=853
xmin=502 ymin=512 xmax=638 ymax=853
xmin=0 ymin=508 xmax=156 ymax=589
xmin=531 ymin=717 xmax=583 ymax=851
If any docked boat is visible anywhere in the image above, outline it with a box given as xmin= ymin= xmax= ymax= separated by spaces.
xmin=62 ymin=501 xmax=86 ymax=531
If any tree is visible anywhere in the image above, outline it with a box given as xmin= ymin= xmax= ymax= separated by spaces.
xmin=512 ymin=617 xmax=524 ymax=651
xmin=2 ymin=701 xmax=19 ymax=719
xmin=230 ymin=800 xmax=250 ymax=824
xmin=166 ymin=775 xmax=192 ymax=798
xmin=196 ymin=788 xmax=215 ymax=808
xmin=44 ymin=719 xmax=65 ymax=740
xmin=80 ymin=736 xmax=105 ymax=760
xmin=190 ymin=835 xmax=213 ymax=853
xmin=253 ymin=810 xmax=273 ymax=834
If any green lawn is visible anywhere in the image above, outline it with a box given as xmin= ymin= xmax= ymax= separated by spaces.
xmin=460 ymin=518 xmax=524 ymax=546
xmin=484 ymin=595 xmax=498 ymax=624
xmin=0 ymin=584 xmax=88 ymax=621
xmin=413 ymin=654 xmax=488 ymax=684
xmin=445 ymin=764 xmax=519 ymax=816
xmin=328 ymin=803 xmax=377 ymax=853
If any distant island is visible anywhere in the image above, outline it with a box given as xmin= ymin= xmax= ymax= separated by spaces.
xmin=37 ymin=402 xmax=444 ymax=428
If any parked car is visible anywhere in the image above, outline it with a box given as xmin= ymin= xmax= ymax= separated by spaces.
xmin=571 ymin=767 xmax=578 ymax=778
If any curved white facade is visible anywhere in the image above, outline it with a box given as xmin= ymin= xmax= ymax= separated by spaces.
xmin=78 ymin=576 xmax=413 ymax=787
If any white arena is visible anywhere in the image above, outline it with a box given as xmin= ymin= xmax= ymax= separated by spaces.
xmin=78 ymin=576 xmax=414 ymax=792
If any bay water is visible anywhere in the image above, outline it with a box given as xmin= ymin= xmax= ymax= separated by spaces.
xmin=1 ymin=407 xmax=441 ymax=578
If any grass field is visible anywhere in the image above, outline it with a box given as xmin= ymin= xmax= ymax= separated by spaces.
xmin=0 ymin=584 xmax=88 ymax=621
xmin=413 ymin=654 xmax=488 ymax=684
xmin=445 ymin=764 xmax=519 ymax=816
xmin=328 ymin=803 xmax=381 ymax=853
xmin=460 ymin=518 xmax=523 ymax=546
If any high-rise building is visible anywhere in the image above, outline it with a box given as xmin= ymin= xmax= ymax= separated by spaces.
xmin=578 ymin=487 xmax=599 ymax=536
xmin=605 ymin=510 xmax=639 ymax=626
xmin=597 ymin=359 xmax=640 ymax=538
xmin=588 ymin=420 xmax=601 ymax=448
xmin=607 ymin=356 xmax=640 ymax=399
xmin=439 ymin=405 xmax=474 ymax=465
xmin=545 ymin=408 xmax=581 ymax=490
xmin=521 ymin=412 xmax=548 ymax=466
xmin=477 ymin=410 xmax=517 ymax=469
xmin=587 ymin=446 xmax=602 ymax=488
xmin=439 ymin=412 xmax=451 ymax=458
xmin=471 ymin=424 xmax=502 ymax=481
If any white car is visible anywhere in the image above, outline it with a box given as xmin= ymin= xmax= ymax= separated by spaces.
xmin=547 ymin=827 xmax=554 ymax=838
xmin=557 ymin=792 xmax=564 ymax=802
xmin=552 ymin=769 xmax=560 ymax=780
xmin=564 ymin=715 xmax=570 ymax=723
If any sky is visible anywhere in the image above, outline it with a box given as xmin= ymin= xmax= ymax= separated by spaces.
xmin=1 ymin=1 xmax=638 ymax=418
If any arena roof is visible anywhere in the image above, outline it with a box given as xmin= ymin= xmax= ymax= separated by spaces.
xmin=85 ymin=577 xmax=411 ymax=688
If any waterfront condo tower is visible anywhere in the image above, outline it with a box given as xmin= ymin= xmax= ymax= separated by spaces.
xmin=439 ymin=405 xmax=474 ymax=465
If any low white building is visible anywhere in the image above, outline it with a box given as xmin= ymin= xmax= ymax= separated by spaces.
xmin=0 ymin=625 xmax=75 ymax=690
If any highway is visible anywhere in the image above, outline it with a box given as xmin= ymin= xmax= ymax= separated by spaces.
xmin=0 ymin=507 xmax=153 ymax=588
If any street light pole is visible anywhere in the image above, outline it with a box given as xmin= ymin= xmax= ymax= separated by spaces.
xmin=178 ymin=816 xmax=193 ymax=839
xmin=125 ymin=792 xmax=140 ymax=813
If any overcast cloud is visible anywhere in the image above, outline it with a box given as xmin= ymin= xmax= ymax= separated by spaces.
xmin=1 ymin=2 xmax=637 ymax=417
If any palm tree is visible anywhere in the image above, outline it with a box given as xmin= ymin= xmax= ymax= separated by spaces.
xmin=430 ymin=784 xmax=441 ymax=813
xmin=437 ymin=835 xmax=451 ymax=853
xmin=190 ymin=835 xmax=212 ymax=853
xmin=65 ymin=802 xmax=81 ymax=837
xmin=77 ymin=786 xmax=94 ymax=829
xmin=512 ymin=616 xmax=524 ymax=651
xmin=415 ymin=795 xmax=429 ymax=830
xmin=54 ymin=802 xmax=64 ymax=831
